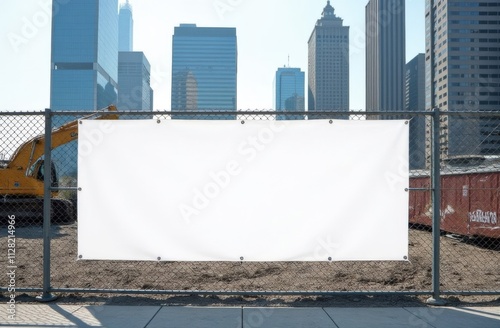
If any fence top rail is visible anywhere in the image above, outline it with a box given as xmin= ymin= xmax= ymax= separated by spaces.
xmin=4 ymin=109 xmax=500 ymax=117
xmin=0 ymin=110 xmax=433 ymax=116
xmin=0 ymin=111 xmax=46 ymax=116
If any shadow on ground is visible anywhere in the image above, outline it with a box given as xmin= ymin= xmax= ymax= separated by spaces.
xmin=5 ymin=293 xmax=500 ymax=308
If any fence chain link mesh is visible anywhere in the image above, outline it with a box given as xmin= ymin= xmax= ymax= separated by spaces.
xmin=1 ymin=110 xmax=498 ymax=298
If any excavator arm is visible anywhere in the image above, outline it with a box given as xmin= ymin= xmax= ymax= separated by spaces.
xmin=0 ymin=105 xmax=118 ymax=223
xmin=6 ymin=105 xmax=118 ymax=173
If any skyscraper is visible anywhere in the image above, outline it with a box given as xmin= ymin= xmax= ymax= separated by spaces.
xmin=50 ymin=0 xmax=118 ymax=112
xmin=117 ymin=52 xmax=153 ymax=111
xmin=426 ymin=0 xmax=500 ymax=157
xmin=117 ymin=1 xmax=153 ymax=112
xmin=308 ymin=1 xmax=349 ymax=118
xmin=118 ymin=0 xmax=133 ymax=52
xmin=50 ymin=0 xmax=118 ymax=176
xmin=171 ymin=24 xmax=237 ymax=119
xmin=405 ymin=54 xmax=426 ymax=169
xmin=275 ymin=67 xmax=305 ymax=120
xmin=365 ymin=0 xmax=405 ymax=117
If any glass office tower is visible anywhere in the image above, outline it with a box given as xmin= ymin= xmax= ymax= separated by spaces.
xmin=275 ymin=67 xmax=305 ymax=120
xmin=171 ymin=24 xmax=237 ymax=119
xmin=405 ymin=54 xmax=426 ymax=169
xmin=426 ymin=0 xmax=500 ymax=157
xmin=119 ymin=0 xmax=133 ymax=52
xmin=118 ymin=51 xmax=153 ymax=111
xmin=365 ymin=0 xmax=405 ymax=118
xmin=50 ymin=0 xmax=118 ymax=112
xmin=117 ymin=2 xmax=153 ymax=112
xmin=50 ymin=0 xmax=118 ymax=177
xmin=308 ymin=1 xmax=349 ymax=118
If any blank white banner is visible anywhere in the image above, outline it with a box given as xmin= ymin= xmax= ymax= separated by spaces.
xmin=77 ymin=119 xmax=409 ymax=262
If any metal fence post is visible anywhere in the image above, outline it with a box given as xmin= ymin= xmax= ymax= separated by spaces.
xmin=36 ymin=108 xmax=57 ymax=302
xmin=426 ymin=107 xmax=446 ymax=306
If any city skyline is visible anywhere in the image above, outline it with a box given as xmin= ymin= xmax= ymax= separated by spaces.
xmin=1 ymin=0 xmax=426 ymax=111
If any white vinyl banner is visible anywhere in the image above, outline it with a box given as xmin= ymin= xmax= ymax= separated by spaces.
xmin=78 ymin=119 xmax=409 ymax=262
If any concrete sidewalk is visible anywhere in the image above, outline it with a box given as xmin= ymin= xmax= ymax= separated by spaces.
xmin=0 ymin=304 xmax=499 ymax=327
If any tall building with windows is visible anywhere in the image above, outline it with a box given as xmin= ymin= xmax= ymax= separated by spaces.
xmin=50 ymin=0 xmax=118 ymax=176
xmin=117 ymin=1 xmax=153 ymax=111
xmin=275 ymin=67 xmax=305 ymax=120
xmin=171 ymin=24 xmax=237 ymax=119
xmin=365 ymin=0 xmax=405 ymax=117
xmin=308 ymin=1 xmax=349 ymax=118
xmin=426 ymin=0 xmax=500 ymax=157
xmin=117 ymin=52 xmax=153 ymax=111
xmin=50 ymin=0 xmax=118 ymax=112
xmin=406 ymin=54 xmax=426 ymax=169
xmin=118 ymin=0 xmax=133 ymax=52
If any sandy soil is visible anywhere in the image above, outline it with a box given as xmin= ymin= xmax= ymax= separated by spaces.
xmin=1 ymin=224 xmax=499 ymax=307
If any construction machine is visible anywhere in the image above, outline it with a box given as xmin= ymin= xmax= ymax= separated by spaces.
xmin=0 ymin=105 xmax=118 ymax=224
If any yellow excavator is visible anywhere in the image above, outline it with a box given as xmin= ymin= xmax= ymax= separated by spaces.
xmin=0 ymin=105 xmax=118 ymax=223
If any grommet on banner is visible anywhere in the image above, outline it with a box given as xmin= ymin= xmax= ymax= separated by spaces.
xmin=79 ymin=121 xmax=82 ymax=125
xmin=405 ymin=121 xmax=409 ymax=125
xmin=241 ymin=120 xmax=245 ymax=125
xmin=405 ymin=188 xmax=409 ymax=192
xmin=157 ymin=257 xmax=161 ymax=261
xmin=78 ymin=255 xmax=82 ymax=259
xmin=329 ymin=120 xmax=333 ymax=124
xmin=328 ymin=257 xmax=332 ymax=261
xmin=404 ymin=256 xmax=408 ymax=260
xmin=240 ymin=256 xmax=244 ymax=261
xmin=157 ymin=120 xmax=161 ymax=124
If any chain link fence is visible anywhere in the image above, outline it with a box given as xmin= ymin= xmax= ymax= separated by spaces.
xmin=1 ymin=109 xmax=498 ymax=301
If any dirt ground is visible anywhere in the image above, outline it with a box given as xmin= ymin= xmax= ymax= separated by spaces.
xmin=1 ymin=224 xmax=499 ymax=307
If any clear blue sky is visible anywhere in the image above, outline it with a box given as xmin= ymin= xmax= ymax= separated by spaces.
xmin=0 ymin=0 xmax=425 ymax=111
